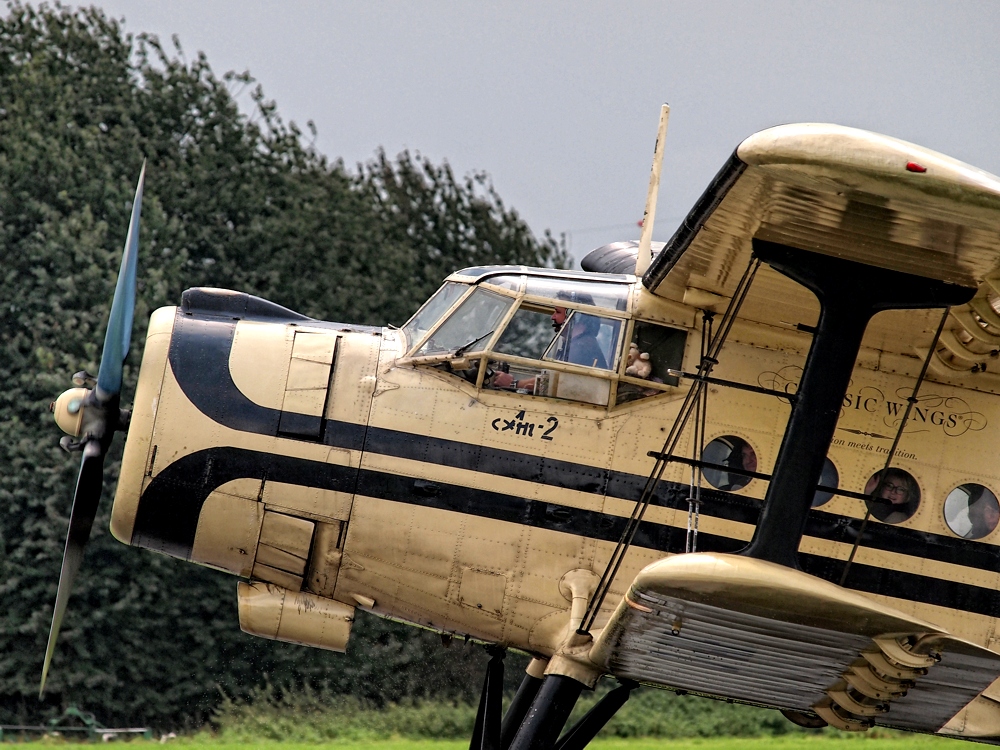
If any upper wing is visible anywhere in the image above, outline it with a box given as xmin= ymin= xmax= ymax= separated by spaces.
xmin=645 ymin=123 xmax=1000 ymax=292
xmin=585 ymin=124 xmax=1000 ymax=384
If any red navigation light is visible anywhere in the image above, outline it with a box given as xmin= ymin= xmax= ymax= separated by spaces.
xmin=906 ymin=162 xmax=927 ymax=173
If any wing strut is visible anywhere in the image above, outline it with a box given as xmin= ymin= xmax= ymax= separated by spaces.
xmin=579 ymin=254 xmax=762 ymax=634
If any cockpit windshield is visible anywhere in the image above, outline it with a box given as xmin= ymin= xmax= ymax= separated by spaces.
xmin=414 ymin=288 xmax=513 ymax=357
xmin=401 ymin=282 xmax=467 ymax=350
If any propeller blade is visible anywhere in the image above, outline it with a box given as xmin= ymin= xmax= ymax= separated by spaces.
xmin=96 ymin=161 xmax=146 ymax=398
xmin=39 ymin=440 xmax=105 ymax=696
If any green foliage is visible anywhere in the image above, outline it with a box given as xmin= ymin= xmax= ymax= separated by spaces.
xmin=0 ymin=1 xmax=558 ymax=728
xmin=569 ymin=686 xmax=798 ymax=738
xmin=210 ymin=683 xmax=802 ymax=741
xmin=212 ymin=685 xmax=477 ymax=741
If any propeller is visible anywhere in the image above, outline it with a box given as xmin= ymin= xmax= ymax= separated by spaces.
xmin=40 ymin=161 xmax=146 ymax=696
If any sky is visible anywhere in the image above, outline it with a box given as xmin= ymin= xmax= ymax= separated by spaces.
xmin=94 ymin=1 xmax=1000 ymax=266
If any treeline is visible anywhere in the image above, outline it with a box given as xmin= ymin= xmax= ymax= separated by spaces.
xmin=0 ymin=3 xmax=563 ymax=727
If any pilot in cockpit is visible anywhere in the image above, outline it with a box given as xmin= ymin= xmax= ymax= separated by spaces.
xmin=549 ymin=304 xmax=608 ymax=370
xmin=491 ymin=291 xmax=606 ymax=390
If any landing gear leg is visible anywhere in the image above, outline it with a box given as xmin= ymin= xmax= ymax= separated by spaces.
xmin=500 ymin=663 xmax=544 ymax=750
xmin=553 ymin=679 xmax=637 ymax=750
xmin=507 ymin=675 xmax=585 ymax=750
xmin=469 ymin=646 xmax=506 ymax=750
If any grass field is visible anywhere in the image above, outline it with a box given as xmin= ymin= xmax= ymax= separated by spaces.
xmin=154 ymin=736 xmax=956 ymax=750
xmin=0 ymin=730 xmax=963 ymax=748
xmin=199 ymin=688 xmax=962 ymax=746
xmin=8 ymin=690 xmax=964 ymax=748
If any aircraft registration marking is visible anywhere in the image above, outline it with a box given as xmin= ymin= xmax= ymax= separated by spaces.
xmin=490 ymin=410 xmax=559 ymax=441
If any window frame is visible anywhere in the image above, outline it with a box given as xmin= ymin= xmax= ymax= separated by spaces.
xmin=400 ymin=275 xmax=697 ymax=410
xmin=610 ymin=318 xmax=689 ymax=407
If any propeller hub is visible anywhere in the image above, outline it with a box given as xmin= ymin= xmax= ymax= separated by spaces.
xmin=51 ymin=387 xmax=90 ymax=437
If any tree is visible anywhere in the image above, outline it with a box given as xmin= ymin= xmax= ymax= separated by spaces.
xmin=0 ymin=2 xmax=559 ymax=726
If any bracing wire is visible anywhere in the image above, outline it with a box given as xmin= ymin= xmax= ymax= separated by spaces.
xmin=580 ymin=257 xmax=761 ymax=633
xmin=838 ymin=307 xmax=951 ymax=586
xmin=686 ymin=311 xmax=713 ymax=554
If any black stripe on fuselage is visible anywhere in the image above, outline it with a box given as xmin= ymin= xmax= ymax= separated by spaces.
xmin=168 ymin=310 xmax=371 ymax=450
xmin=148 ymin=308 xmax=1000 ymax=614
xmin=135 ymin=446 xmax=1000 ymax=618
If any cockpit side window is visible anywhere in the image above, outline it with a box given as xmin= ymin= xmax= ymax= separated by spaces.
xmin=615 ymin=321 xmax=687 ymax=404
xmin=483 ymin=302 xmax=624 ymax=406
xmin=544 ymin=311 xmax=621 ymax=371
xmin=403 ymin=282 xmax=468 ymax=353
xmin=494 ymin=305 xmax=555 ymax=360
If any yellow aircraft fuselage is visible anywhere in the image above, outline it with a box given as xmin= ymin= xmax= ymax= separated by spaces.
xmin=94 ymin=122 xmax=1000 ymax=741
xmin=106 ymin=265 xmax=1000 ymax=735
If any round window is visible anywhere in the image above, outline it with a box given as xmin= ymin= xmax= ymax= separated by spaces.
xmin=944 ymin=484 xmax=1000 ymax=539
xmin=812 ymin=458 xmax=839 ymax=508
xmin=864 ymin=468 xmax=920 ymax=524
xmin=703 ymin=436 xmax=757 ymax=492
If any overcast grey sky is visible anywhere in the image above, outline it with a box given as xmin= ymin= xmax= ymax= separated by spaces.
xmin=95 ymin=1 xmax=1000 ymax=265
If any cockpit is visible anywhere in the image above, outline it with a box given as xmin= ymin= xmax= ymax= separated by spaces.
xmin=400 ymin=267 xmax=688 ymax=408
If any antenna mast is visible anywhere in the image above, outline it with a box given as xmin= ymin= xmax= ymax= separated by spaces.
xmin=634 ymin=103 xmax=670 ymax=276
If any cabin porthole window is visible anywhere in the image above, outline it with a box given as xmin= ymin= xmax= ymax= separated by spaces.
xmin=864 ymin=468 xmax=920 ymax=524
xmin=812 ymin=458 xmax=839 ymax=508
xmin=944 ymin=483 xmax=1000 ymax=539
xmin=702 ymin=436 xmax=757 ymax=492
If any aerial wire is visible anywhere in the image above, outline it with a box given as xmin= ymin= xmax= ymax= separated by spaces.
xmin=580 ymin=255 xmax=760 ymax=633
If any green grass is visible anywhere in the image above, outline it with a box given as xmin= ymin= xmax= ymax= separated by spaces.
xmin=185 ymin=685 xmax=962 ymax=747
xmin=10 ymin=687 xmax=959 ymax=748
xmin=1 ymin=732 xmax=960 ymax=748
xmin=111 ymin=736 xmax=959 ymax=750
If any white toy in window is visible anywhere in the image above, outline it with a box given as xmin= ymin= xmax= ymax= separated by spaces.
xmin=625 ymin=346 xmax=652 ymax=379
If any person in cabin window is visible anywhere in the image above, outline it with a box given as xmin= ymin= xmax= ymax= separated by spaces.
xmin=549 ymin=307 xmax=608 ymax=370
xmin=866 ymin=468 xmax=920 ymax=524
xmin=966 ymin=489 xmax=1000 ymax=539
xmin=490 ymin=291 xmax=609 ymax=390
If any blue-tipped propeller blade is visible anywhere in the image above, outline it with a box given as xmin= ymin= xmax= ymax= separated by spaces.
xmin=40 ymin=162 xmax=145 ymax=697
xmin=96 ymin=161 xmax=145 ymax=398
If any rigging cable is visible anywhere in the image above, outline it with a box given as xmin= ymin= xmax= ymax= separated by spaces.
xmin=838 ymin=307 xmax=951 ymax=586
xmin=686 ymin=310 xmax=714 ymax=553
xmin=580 ymin=256 xmax=761 ymax=634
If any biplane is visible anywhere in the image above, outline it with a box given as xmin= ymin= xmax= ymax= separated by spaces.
xmin=42 ymin=107 xmax=1000 ymax=748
